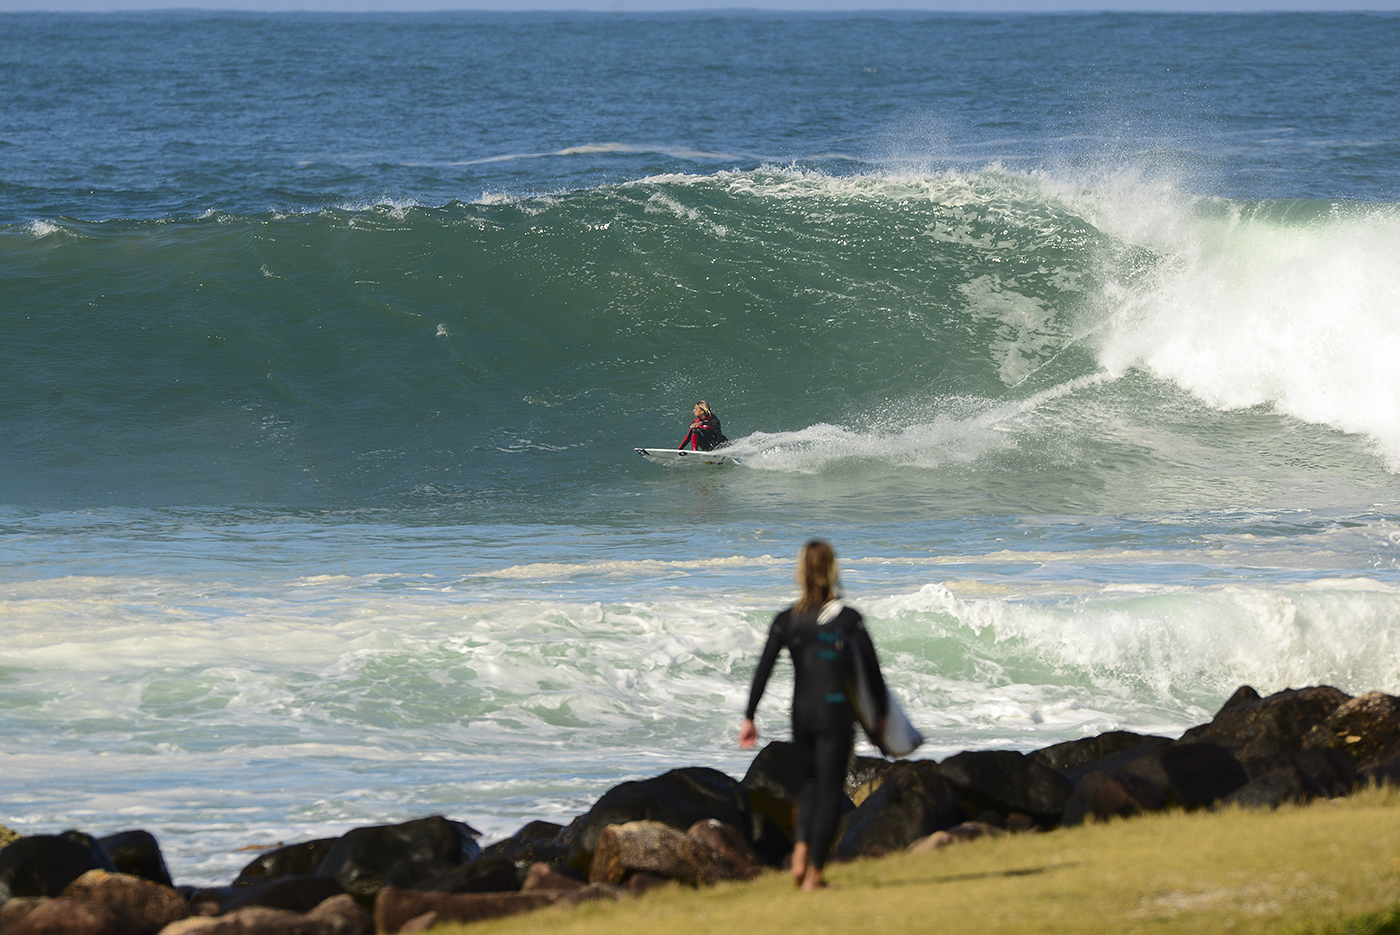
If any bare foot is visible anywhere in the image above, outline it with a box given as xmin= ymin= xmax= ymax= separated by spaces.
xmin=790 ymin=842 xmax=809 ymax=886
xmin=800 ymin=866 xmax=829 ymax=891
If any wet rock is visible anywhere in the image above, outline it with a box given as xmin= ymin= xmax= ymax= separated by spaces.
xmin=560 ymin=768 xmax=752 ymax=872
xmin=96 ymin=831 xmax=174 ymax=888
xmin=845 ymin=754 xmax=899 ymax=800
xmin=0 ymin=831 xmax=117 ymax=902
xmin=1181 ymin=685 xmax=1351 ymax=763
xmin=1120 ymin=741 xmax=1249 ymax=809
xmin=1302 ymin=691 xmax=1400 ymax=770
xmin=906 ymin=820 xmax=1005 ymax=852
xmin=588 ymin=820 xmax=750 ymax=886
xmin=835 ymin=761 xmax=962 ymax=857
xmin=1060 ymin=769 xmax=1165 ymax=826
xmin=1029 ymin=731 xmax=1172 ymax=777
xmin=315 ymin=816 xmax=481 ymax=906
xmin=936 ymin=750 xmax=1075 ymax=825
xmin=61 ymin=869 xmax=188 ymax=933
xmin=232 ymin=839 xmax=337 ymax=887
xmin=373 ymin=887 xmax=561 ymax=934
xmin=189 ymin=875 xmax=347 ymax=916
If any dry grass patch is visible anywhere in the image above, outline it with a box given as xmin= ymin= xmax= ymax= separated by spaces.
xmin=448 ymin=786 xmax=1400 ymax=935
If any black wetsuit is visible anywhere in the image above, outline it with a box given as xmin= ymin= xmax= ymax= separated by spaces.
xmin=679 ymin=415 xmax=727 ymax=451
xmin=744 ymin=602 xmax=886 ymax=869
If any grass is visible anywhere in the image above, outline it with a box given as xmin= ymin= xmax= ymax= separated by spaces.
xmin=446 ymin=786 xmax=1400 ymax=935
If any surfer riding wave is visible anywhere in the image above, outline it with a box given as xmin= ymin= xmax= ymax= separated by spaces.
xmin=679 ymin=401 xmax=727 ymax=451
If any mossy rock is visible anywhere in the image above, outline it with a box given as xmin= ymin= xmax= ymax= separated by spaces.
xmin=0 ymin=825 xmax=22 ymax=849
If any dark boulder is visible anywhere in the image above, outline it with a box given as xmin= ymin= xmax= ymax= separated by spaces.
xmin=1302 ymin=691 xmax=1400 ymax=770
xmin=560 ymin=768 xmax=751 ymax=873
xmin=1181 ymin=685 xmax=1351 ymax=763
xmin=1029 ymin=731 xmax=1172 ymax=777
xmin=845 ymin=754 xmax=899 ymax=800
xmin=835 ymin=761 xmax=962 ymax=857
xmin=740 ymin=741 xmax=802 ymax=848
xmin=907 ymin=820 xmax=1006 ymax=852
xmin=478 ymin=821 xmax=568 ymax=868
xmin=935 ymin=750 xmax=1075 ymax=825
xmin=520 ymin=862 xmax=585 ymax=893
xmin=0 ymin=831 xmax=117 ymax=902
xmin=1222 ymin=765 xmax=1321 ymax=809
xmin=409 ymin=858 xmax=528 ymax=893
xmin=1120 ymin=741 xmax=1249 ymax=809
xmin=315 ymin=816 xmax=481 ymax=907
xmin=95 ymin=831 xmax=174 ymax=888
xmin=189 ymin=875 xmax=347 ymax=916
xmin=1060 ymin=769 xmax=1165 ymax=826
xmin=1359 ymin=754 xmax=1400 ymax=789
xmin=232 ymin=838 xmax=337 ymax=887
xmin=1242 ymin=747 xmax=1356 ymax=798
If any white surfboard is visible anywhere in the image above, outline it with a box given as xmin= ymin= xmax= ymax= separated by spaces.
xmin=636 ymin=447 xmax=740 ymax=467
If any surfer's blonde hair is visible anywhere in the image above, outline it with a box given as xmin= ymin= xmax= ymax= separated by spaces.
xmin=795 ymin=539 xmax=838 ymax=613
xmin=695 ymin=400 xmax=714 ymax=419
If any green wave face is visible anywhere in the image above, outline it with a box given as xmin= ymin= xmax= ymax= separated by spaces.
xmin=4 ymin=168 xmax=1398 ymax=516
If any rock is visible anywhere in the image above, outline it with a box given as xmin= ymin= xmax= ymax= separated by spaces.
xmin=61 ymin=869 xmax=188 ymax=933
xmin=1302 ymin=691 xmax=1400 ymax=770
xmin=478 ymin=821 xmax=568 ymax=867
xmin=0 ymin=826 xmax=21 ymax=850
xmin=906 ymin=821 xmax=1005 ymax=853
xmin=1359 ymin=754 xmax=1400 ymax=789
xmin=232 ymin=839 xmax=338 ymax=887
xmin=685 ymin=819 xmax=763 ymax=880
xmin=0 ymin=831 xmax=118 ymax=902
xmin=1222 ymin=765 xmax=1321 ymax=809
xmin=1060 ymin=770 xmax=1165 ymax=826
xmin=96 ymin=831 xmax=174 ymax=888
xmin=587 ymin=820 xmax=749 ymax=886
xmin=935 ymin=751 xmax=1075 ymax=825
xmin=0 ymin=897 xmax=44 ymax=930
xmin=410 ymin=858 xmax=527 ymax=893
xmin=1028 ymin=731 xmax=1172 ymax=777
xmin=1181 ymin=685 xmax=1351 ymax=763
xmin=1 ymin=895 xmax=131 ymax=935
xmin=1242 ymin=748 xmax=1356 ymax=798
xmin=373 ymin=887 xmax=562 ymax=934
xmin=315 ymin=816 xmax=481 ymax=906
xmin=1120 ymin=741 xmax=1249 ymax=809
xmin=835 ymin=761 xmax=962 ymax=857
xmin=557 ymin=882 xmax=628 ymax=905
xmin=521 ymin=862 xmax=585 ymax=893
xmin=189 ymin=875 xmax=347 ymax=916
xmin=845 ymin=754 xmax=899 ymax=800
xmin=163 ymin=895 xmax=371 ymax=935
xmin=560 ymin=768 xmax=752 ymax=873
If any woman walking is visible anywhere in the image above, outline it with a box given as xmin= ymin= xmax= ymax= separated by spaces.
xmin=738 ymin=539 xmax=886 ymax=891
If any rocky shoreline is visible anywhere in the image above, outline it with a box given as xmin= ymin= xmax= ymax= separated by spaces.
xmin=4 ymin=683 xmax=1400 ymax=935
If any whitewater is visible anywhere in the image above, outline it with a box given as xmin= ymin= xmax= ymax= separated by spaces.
xmin=2 ymin=10 xmax=1400 ymax=886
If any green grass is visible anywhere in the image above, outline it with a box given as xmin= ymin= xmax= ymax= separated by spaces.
xmin=449 ymin=787 xmax=1400 ymax=935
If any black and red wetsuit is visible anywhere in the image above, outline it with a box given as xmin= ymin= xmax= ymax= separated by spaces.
xmin=679 ymin=415 xmax=727 ymax=451
xmin=744 ymin=602 xmax=886 ymax=871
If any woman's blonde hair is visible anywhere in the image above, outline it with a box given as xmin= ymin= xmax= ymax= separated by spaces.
xmin=795 ymin=539 xmax=838 ymax=613
xmin=695 ymin=400 xmax=714 ymax=419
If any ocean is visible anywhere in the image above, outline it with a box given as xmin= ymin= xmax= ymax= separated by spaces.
xmin=2 ymin=9 xmax=1399 ymax=885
